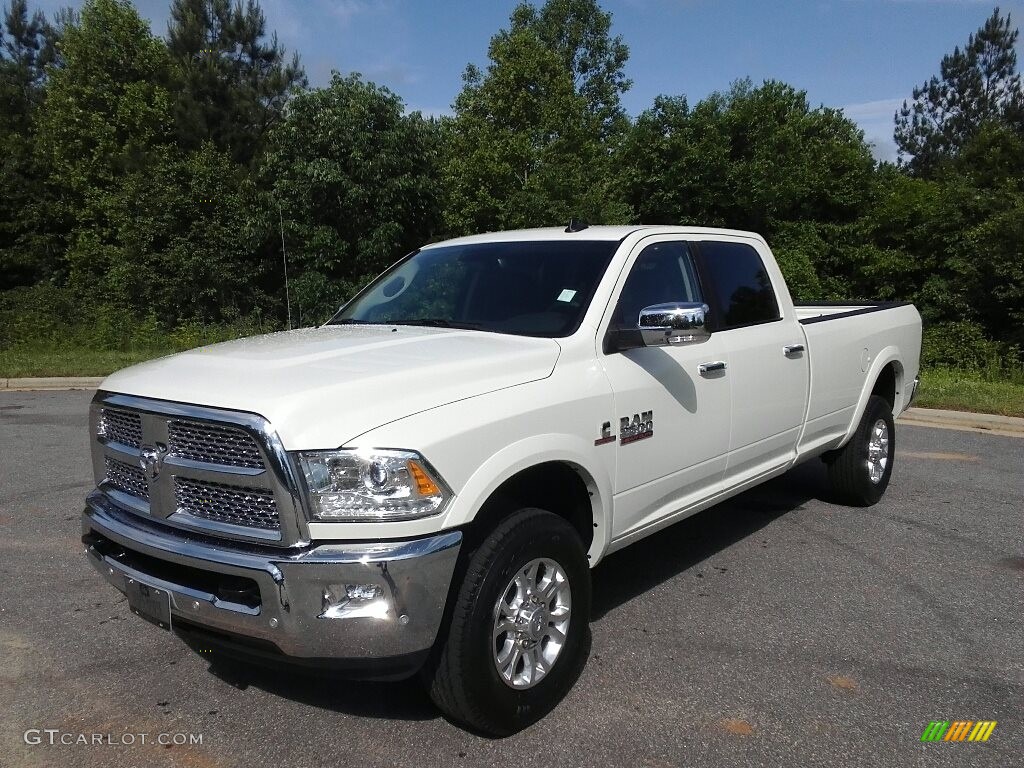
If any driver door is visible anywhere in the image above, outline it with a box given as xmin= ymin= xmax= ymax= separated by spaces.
xmin=598 ymin=239 xmax=732 ymax=540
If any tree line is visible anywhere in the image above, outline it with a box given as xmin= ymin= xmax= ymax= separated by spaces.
xmin=1 ymin=0 xmax=1021 ymax=369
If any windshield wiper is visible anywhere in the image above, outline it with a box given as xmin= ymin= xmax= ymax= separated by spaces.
xmin=395 ymin=318 xmax=486 ymax=330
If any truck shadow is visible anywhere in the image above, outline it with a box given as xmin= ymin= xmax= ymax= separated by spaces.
xmin=192 ymin=458 xmax=830 ymax=722
xmin=200 ymin=655 xmax=440 ymax=721
xmin=590 ymin=458 xmax=830 ymax=619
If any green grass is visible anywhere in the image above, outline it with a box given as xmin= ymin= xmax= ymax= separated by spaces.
xmin=0 ymin=347 xmax=178 ymax=378
xmin=3 ymin=346 xmax=1023 ymax=418
xmin=914 ymin=367 xmax=1024 ymax=418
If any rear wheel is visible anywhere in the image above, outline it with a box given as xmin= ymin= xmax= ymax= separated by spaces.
xmin=825 ymin=394 xmax=895 ymax=506
xmin=423 ymin=508 xmax=591 ymax=736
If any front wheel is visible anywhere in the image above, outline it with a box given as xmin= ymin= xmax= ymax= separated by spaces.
xmin=825 ymin=394 xmax=896 ymax=506
xmin=423 ymin=508 xmax=591 ymax=736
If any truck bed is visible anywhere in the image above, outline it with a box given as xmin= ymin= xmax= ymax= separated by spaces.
xmin=796 ymin=301 xmax=922 ymax=457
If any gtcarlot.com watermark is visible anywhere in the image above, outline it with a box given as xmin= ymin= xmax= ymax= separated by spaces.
xmin=24 ymin=729 xmax=203 ymax=747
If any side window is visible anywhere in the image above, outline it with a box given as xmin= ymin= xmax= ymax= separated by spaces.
xmin=698 ymin=241 xmax=780 ymax=329
xmin=612 ymin=241 xmax=702 ymax=329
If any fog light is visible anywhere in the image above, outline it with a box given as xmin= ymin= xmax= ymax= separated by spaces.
xmin=346 ymin=584 xmax=382 ymax=601
xmin=320 ymin=583 xmax=389 ymax=620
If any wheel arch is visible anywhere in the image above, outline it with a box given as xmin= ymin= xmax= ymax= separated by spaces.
xmin=442 ymin=436 xmax=613 ymax=566
xmin=840 ymin=350 xmax=905 ymax=446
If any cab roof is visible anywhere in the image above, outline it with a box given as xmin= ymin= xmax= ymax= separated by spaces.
xmin=426 ymin=225 xmax=763 ymax=247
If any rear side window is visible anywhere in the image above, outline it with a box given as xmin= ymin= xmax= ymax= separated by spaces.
xmin=698 ymin=241 xmax=780 ymax=329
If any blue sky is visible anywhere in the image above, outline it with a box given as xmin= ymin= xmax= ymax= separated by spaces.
xmin=33 ymin=0 xmax=1024 ymax=159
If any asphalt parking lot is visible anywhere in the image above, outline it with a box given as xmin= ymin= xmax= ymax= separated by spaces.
xmin=1 ymin=389 xmax=1021 ymax=768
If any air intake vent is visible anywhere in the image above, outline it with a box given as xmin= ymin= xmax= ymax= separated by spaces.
xmin=168 ymin=420 xmax=263 ymax=468
xmin=100 ymin=408 xmax=143 ymax=449
xmin=174 ymin=477 xmax=280 ymax=531
xmin=104 ymin=456 xmax=149 ymax=500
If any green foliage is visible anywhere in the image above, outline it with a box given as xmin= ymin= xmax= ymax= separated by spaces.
xmin=0 ymin=282 xmax=276 ymax=352
xmin=768 ymin=222 xmax=824 ymax=300
xmin=914 ymin=366 xmax=1024 ymax=417
xmin=0 ymin=0 xmax=1022 ymax=395
xmin=621 ymin=81 xmax=876 ymax=299
xmin=166 ymin=0 xmax=306 ymax=165
xmin=921 ymin=320 xmax=1016 ymax=370
xmin=948 ymin=124 xmax=1024 ymax=345
xmin=33 ymin=0 xmax=176 ymax=305
xmin=509 ymin=0 xmax=631 ymax=137
xmin=0 ymin=0 xmax=59 ymax=287
xmin=108 ymin=142 xmax=269 ymax=322
xmin=623 ymin=81 xmax=875 ymax=232
xmin=24 ymin=0 xmax=280 ymax=330
xmin=443 ymin=0 xmax=632 ymax=235
xmin=37 ymin=0 xmax=174 ymax=194
xmin=856 ymin=123 xmax=1024 ymax=348
xmin=895 ymin=8 xmax=1024 ymax=176
xmin=0 ymin=0 xmax=56 ymax=125
xmin=260 ymin=73 xmax=443 ymax=324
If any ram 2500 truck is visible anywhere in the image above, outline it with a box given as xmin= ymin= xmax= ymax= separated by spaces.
xmin=82 ymin=225 xmax=922 ymax=735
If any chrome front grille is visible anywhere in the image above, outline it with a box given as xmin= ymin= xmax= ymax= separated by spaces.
xmin=90 ymin=393 xmax=305 ymax=546
xmin=175 ymin=478 xmax=280 ymax=530
xmin=104 ymin=456 xmax=149 ymax=500
xmin=168 ymin=420 xmax=264 ymax=468
xmin=99 ymin=408 xmax=142 ymax=448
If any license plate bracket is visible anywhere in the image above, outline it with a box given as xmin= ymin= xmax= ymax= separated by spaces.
xmin=126 ymin=577 xmax=172 ymax=631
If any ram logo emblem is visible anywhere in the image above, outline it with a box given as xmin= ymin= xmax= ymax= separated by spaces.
xmin=619 ymin=411 xmax=654 ymax=445
xmin=139 ymin=443 xmax=168 ymax=481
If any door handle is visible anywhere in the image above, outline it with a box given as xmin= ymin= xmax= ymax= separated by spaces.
xmin=698 ymin=361 xmax=727 ymax=375
xmin=783 ymin=344 xmax=805 ymax=356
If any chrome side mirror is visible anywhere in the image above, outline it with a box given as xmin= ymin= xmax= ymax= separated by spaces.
xmin=638 ymin=302 xmax=711 ymax=346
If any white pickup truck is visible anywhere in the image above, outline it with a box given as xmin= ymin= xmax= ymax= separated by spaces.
xmin=82 ymin=225 xmax=921 ymax=734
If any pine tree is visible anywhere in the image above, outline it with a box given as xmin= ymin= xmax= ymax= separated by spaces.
xmin=1 ymin=0 xmax=56 ymax=131
xmin=167 ymin=0 xmax=307 ymax=165
xmin=0 ymin=0 xmax=59 ymax=286
xmin=895 ymin=8 xmax=1024 ymax=176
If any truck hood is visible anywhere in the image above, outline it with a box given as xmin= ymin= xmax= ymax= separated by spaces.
xmin=100 ymin=325 xmax=561 ymax=449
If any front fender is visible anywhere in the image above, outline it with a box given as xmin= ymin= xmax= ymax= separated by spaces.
xmin=441 ymin=433 xmax=614 ymax=566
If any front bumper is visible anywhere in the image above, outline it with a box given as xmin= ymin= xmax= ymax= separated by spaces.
xmin=82 ymin=492 xmax=461 ymax=678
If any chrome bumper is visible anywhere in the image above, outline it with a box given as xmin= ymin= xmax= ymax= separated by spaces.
xmin=82 ymin=492 xmax=461 ymax=676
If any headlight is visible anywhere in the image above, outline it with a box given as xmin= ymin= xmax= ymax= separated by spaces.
xmin=297 ymin=449 xmax=452 ymax=522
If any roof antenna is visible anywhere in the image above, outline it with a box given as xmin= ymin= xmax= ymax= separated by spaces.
xmin=565 ymin=217 xmax=589 ymax=233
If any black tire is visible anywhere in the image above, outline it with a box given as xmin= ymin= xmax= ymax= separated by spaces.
xmin=825 ymin=394 xmax=896 ymax=506
xmin=423 ymin=507 xmax=591 ymax=736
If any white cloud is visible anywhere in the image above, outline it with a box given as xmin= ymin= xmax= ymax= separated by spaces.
xmin=320 ymin=0 xmax=392 ymax=25
xmin=259 ymin=0 xmax=308 ymax=43
xmin=841 ymin=97 xmax=904 ymax=162
xmin=855 ymin=0 xmax=992 ymax=4
xmin=842 ymin=97 xmax=905 ymax=122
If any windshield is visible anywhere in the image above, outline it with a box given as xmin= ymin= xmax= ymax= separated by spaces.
xmin=330 ymin=240 xmax=618 ymax=337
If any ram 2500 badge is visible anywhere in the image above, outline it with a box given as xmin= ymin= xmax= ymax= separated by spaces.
xmin=82 ymin=225 xmax=922 ymax=734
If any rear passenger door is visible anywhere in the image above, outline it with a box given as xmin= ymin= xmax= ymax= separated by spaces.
xmin=696 ymin=239 xmax=809 ymax=482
